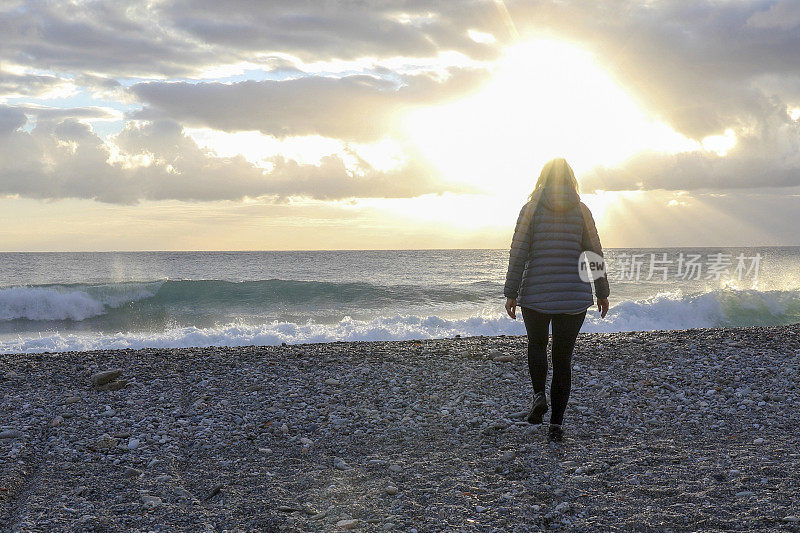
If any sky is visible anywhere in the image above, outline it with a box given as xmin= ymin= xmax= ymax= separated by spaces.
xmin=2 ymin=0 xmax=800 ymax=251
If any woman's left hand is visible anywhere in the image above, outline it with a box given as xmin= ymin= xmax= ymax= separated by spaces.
xmin=505 ymin=298 xmax=517 ymax=320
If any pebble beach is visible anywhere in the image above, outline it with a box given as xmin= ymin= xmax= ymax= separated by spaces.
xmin=1 ymin=324 xmax=799 ymax=532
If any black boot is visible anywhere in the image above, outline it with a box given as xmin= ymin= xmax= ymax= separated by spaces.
xmin=547 ymin=423 xmax=564 ymax=442
xmin=526 ymin=392 xmax=548 ymax=425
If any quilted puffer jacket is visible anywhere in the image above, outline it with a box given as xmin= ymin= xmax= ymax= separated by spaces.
xmin=503 ymin=184 xmax=610 ymax=313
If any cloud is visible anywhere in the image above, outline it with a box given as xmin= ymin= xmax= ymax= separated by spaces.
xmin=129 ymin=67 xmax=490 ymax=142
xmin=0 ymin=1 xmax=501 ymax=78
xmin=3 ymin=0 xmax=800 ymax=198
xmin=0 ymin=108 xmax=461 ymax=203
xmin=583 ymin=105 xmax=800 ymax=191
xmin=747 ymin=0 xmax=800 ymax=30
xmin=158 ymin=0 xmax=501 ymax=62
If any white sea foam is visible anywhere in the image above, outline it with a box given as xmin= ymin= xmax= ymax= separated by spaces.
xmin=2 ymin=288 xmax=798 ymax=354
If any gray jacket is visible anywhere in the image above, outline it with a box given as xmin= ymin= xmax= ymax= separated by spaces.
xmin=503 ymin=185 xmax=610 ymax=313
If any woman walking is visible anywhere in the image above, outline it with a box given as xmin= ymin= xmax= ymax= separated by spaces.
xmin=504 ymin=158 xmax=610 ymax=442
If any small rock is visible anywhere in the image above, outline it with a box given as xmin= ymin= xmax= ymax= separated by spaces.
xmin=753 ymin=438 xmax=765 ymax=445
xmin=735 ymin=491 xmax=754 ymax=497
xmin=123 ymin=467 xmax=142 ymax=478
xmin=782 ymin=516 xmax=800 ymax=523
xmin=336 ymin=519 xmax=359 ymax=530
xmin=334 ymin=458 xmax=350 ymax=470
xmin=49 ymin=415 xmax=64 ymax=427
xmin=96 ymin=434 xmax=118 ymax=450
xmin=202 ymin=483 xmax=223 ymax=501
xmin=91 ymin=369 xmax=123 ymax=387
xmin=325 ymin=378 xmax=341 ymax=386
xmin=388 ymin=464 xmax=402 ymax=473
xmin=0 ymin=429 xmax=23 ymax=439
xmin=141 ymin=495 xmax=161 ymax=509
xmin=555 ymin=502 xmax=571 ymax=513
xmin=64 ymin=396 xmax=82 ymax=405
xmin=127 ymin=438 xmax=140 ymax=450
xmin=476 ymin=505 xmax=487 ymax=513
xmin=386 ymin=484 xmax=398 ymax=495
xmin=300 ymin=437 xmax=313 ymax=447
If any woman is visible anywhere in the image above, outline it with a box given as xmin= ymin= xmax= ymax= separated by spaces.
xmin=503 ymin=158 xmax=610 ymax=442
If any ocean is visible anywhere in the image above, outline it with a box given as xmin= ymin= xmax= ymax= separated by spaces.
xmin=1 ymin=248 xmax=799 ymax=354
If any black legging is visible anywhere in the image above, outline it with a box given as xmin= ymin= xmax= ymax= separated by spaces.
xmin=521 ymin=307 xmax=586 ymax=425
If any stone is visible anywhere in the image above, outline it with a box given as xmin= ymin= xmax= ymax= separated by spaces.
xmin=127 ymin=438 xmax=140 ymax=450
xmin=91 ymin=369 xmax=123 ymax=387
xmin=49 ymin=415 xmax=64 ymax=427
xmin=336 ymin=519 xmax=359 ymax=529
xmin=386 ymin=484 xmax=398 ymax=495
xmin=0 ymin=429 xmax=23 ymax=439
xmin=96 ymin=380 xmax=128 ymax=391
xmin=141 ymin=495 xmax=161 ymax=509
xmin=325 ymin=378 xmax=341 ymax=386
xmin=334 ymin=458 xmax=350 ymax=470
xmin=124 ymin=467 xmax=142 ymax=478
xmin=96 ymin=434 xmax=118 ymax=450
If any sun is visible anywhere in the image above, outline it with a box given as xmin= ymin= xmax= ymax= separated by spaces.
xmin=403 ymin=38 xmax=697 ymax=201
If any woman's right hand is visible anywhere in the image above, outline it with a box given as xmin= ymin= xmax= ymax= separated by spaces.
xmin=597 ymin=297 xmax=609 ymax=318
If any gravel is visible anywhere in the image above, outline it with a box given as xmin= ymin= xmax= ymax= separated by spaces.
xmin=1 ymin=324 xmax=799 ymax=531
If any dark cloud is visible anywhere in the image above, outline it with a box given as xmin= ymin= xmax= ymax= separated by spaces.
xmin=0 ymin=110 xmax=462 ymax=203
xmin=158 ymin=0 xmax=501 ymax=63
xmin=129 ymin=67 xmax=489 ymax=141
xmin=0 ymin=106 xmax=27 ymax=133
xmin=0 ymin=1 xmax=502 ymax=78
xmin=0 ymin=1 xmax=225 ymax=77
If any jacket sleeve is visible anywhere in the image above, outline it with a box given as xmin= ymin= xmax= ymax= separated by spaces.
xmin=503 ymin=201 xmax=536 ymax=299
xmin=579 ymin=203 xmax=610 ymax=299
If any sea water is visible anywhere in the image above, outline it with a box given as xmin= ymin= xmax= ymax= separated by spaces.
xmin=1 ymin=248 xmax=799 ymax=353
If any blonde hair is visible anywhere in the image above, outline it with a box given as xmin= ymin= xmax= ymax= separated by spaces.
xmin=529 ymin=158 xmax=580 ymax=200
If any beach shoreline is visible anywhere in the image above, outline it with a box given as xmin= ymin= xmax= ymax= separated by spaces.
xmin=1 ymin=325 xmax=799 ymax=531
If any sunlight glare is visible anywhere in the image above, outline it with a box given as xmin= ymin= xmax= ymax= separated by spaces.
xmin=403 ymin=39 xmax=698 ymax=201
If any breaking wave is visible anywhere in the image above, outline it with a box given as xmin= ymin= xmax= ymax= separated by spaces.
xmin=1 ymin=286 xmax=798 ymax=354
